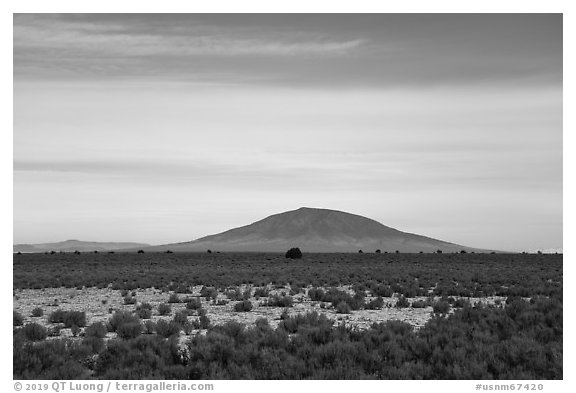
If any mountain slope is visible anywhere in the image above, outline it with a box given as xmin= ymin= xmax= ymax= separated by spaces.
xmin=146 ymin=207 xmax=485 ymax=253
xmin=13 ymin=240 xmax=150 ymax=253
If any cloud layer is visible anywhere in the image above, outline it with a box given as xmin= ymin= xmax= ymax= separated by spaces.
xmin=14 ymin=14 xmax=561 ymax=87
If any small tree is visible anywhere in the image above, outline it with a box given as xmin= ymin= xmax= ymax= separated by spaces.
xmin=285 ymin=248 xmax=303 ymax=259
xmin=375 ymin=249 xmax=381 ymax=254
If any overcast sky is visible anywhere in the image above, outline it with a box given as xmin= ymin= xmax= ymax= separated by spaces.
xmin=13 ymin=14 xmax=562 ymax=252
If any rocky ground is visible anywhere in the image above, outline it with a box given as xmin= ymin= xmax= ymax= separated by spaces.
xmin=13 ymin=285 xmax=506 ymax=347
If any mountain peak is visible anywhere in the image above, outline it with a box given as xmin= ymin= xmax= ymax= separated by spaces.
xmin=146 ymin=207 xmax=482 ymax=253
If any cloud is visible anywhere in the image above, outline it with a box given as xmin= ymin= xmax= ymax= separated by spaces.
xmin=14 ymin=14 xmax=367 ymax=84
xmin=13 ymin=14 xmax=561 ymax=88
xmin=14 ymin=15 xmax=364 ymax=58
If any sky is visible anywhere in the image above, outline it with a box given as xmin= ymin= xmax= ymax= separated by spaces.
xmin=13 ymin=14 xmax=562 ymax=252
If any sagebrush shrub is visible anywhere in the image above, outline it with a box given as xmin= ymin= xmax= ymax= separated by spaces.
xmin=199 ymin=315 xmax=211 ymax=329
xmin=395 ymin=295 xmax=410 ymax=308
xmin=82 ymin=335 xmax=105 ymax=354
xmin=200 ymin=286 xmax=218 ymax=300
xmin=64 ymin=311 xmax=86 ymax=328
xmin=365 ymin=296 xmax=384 ymax=310
xmin=136 ymin=308 xmax=151 ymax=319
xmin=158 ymin=303 xmax=171 ymax=316
xmin=255 ymin=317 xmax=269 ymax=330
xmin=453 ymin=298 xmax=469 ymax=308
xmin=262 ymin=295 xmax=293 ymax=308
xmin=155 ymin=319 xmax=181 ymax=338
xmin=85 ymin=322 xmax=107 ymax=338
xmin=433 ymin=300 xmax=450 ymax=314
xmin=14 ymin=310 xmax=24 ymax=326
xmin=411 ymin=300 xmax=429 ymax=308
xmin=173 ymin=311 xmax=188 ymax=325
xmin=143 ymin=320 xmax=156 ymax=334
xmin=373 ymin=284 xmax=394 ymax=297
xmin=71 ymin=325 xmax=81 ymax=337
xmin=234 ymin=300 xmax=253 ymax=312
xmin=183 ymin=321 xmax=194 ymax=334
xmin=48 ymin=325 xmax=61 ymax=337
xmin=185 ymin=298 xmax=202 ymax=310
xmin=308 ymin=288 xmax=325 ymax=302
xmin=108 ymin=311 xmax=139 ymax=332
xmin=21 ymin=322 xmax=47 ymax=341
xmin=117 ymin=322 xmax=141 ymax=339
xmin=253 ymin=287 xmax=269 ymax=298
xmin=336 ymin=301 xmax=351 ymax=314
xmin=135 ymin=303 xmax=152 ymax=319
xmin=225 ymin=287 xmax=244 ymax=300
xmin=324 ymin=288 xmax=362 ymax=310
xmin=49 ymin=309 xmax=86 ymax=327
xmin=31 ymin=307 xmax=44 ymax=317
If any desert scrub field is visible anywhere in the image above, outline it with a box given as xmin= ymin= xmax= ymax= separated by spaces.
xmin=13 ymin=252 xmax=562 ymax=297
xmin=13 ymin=284 xmax=509 ymax=338
xmin=13 ymin=253 xmax=562 ymax=379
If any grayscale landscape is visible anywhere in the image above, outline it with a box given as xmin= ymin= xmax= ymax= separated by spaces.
xmin=13 ymin=14 xmax=562 ymax=381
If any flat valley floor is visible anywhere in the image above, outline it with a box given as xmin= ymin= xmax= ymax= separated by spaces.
xmin=13 ymin=252 xmax=563 ymax=380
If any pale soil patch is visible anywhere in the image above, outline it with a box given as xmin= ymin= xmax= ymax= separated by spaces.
xmin=13 ymin=286 xmax=507 ymax=345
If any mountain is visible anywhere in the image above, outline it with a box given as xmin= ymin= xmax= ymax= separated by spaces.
xmin=145 ymin=207 xmax=486 ymax=253
xmin=13 ymin=240 xmax=150 ymax=253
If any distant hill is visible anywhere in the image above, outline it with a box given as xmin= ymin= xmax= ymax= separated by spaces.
xmin=13 ymin=240 xmax=150 ymax=253
xmin=145 ymin=207 xmax=488 ymax=253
